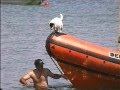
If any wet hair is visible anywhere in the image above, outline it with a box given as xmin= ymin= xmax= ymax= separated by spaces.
xmin=34 ymin=59 xmax=44 ymax=66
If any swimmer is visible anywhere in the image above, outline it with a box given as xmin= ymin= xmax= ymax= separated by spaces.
xmin=19 ymin=59 xmax=66 ymax=90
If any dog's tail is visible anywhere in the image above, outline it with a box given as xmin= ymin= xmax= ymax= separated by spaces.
xmin=60 ymin=14 xmax=63 ymax=20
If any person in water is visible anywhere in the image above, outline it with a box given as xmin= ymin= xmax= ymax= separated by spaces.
xmin=19 ymin=59 xmax=66 ymax=90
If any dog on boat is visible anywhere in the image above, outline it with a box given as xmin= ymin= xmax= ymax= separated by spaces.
xmin=49 ymin=14 xmax=63 ymax=33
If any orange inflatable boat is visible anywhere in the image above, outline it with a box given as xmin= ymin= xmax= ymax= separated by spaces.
xmin=46 ymin=32 xmax=120 ymax=89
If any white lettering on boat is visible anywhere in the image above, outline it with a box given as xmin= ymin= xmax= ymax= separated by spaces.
xmin=109 ymin=52 xmax=120 ymax=60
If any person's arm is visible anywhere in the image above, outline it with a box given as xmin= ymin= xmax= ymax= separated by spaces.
xmin=19 ymin=72 xmax=32 ymax=86
xmin=51 ymin=73 xmax=62 ymax=79
xmin=47 ymin=69 xmax=66 ymax=79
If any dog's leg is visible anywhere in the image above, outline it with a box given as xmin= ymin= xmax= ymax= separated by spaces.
xmin=58 ymin=27 xmax=62 ymax=33
xmin=60 ymin=26 xmax=63 ymax=32
xmin=58 ymin=29 xmax=61 ymax=33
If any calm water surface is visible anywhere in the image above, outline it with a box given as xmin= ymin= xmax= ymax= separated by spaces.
xmin=1 ymin=0 xmax=119 ymax=90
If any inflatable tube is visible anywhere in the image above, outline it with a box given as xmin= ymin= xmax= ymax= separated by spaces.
xmin=46 ymin=32 xmax=120 ymax=89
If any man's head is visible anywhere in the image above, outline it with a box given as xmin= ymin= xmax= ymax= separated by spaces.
xmin=34 ymin=59 xmax=44 ymax=69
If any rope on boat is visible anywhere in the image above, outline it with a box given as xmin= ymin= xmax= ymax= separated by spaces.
xmin=49 ymin=56 xmax=64 ymax=75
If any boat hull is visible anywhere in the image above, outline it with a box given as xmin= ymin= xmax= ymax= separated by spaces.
xmin=46 ymin=32 xmax=120 ymax=89
xmin=58 ymin=61 xmax=120 ymax=89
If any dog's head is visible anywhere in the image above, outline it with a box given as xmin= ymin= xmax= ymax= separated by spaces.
xmin=49 ymin=23 xmax=54 ymax=29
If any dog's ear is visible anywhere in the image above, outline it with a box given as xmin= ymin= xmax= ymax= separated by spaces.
xmin=50 ymin=23 xmax=54 ymax=28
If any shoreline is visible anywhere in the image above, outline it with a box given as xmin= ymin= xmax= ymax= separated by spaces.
xmin=1 ymin=0 xmax=43 ymax=5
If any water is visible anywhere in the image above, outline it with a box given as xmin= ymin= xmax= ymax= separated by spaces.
xmin=1 ymin=0 xmax=119 ymax=90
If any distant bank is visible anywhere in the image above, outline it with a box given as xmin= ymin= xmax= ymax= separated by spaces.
xmin=1 ymin=0 xmax=43 ymax=5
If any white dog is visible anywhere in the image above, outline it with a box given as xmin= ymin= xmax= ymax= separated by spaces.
xmin=49 ymin=14 xmax=63 ymax=33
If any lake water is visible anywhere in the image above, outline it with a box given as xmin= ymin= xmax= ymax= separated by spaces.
xmin=1 ymin=0 xmax=120 ymax=90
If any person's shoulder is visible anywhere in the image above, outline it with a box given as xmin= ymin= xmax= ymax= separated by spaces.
xmin=26 ymin=70 xmax=35 ymax=75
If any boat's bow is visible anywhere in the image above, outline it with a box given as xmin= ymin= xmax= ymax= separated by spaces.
xmin=46 ymin=32 xmax=120 ymax=89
